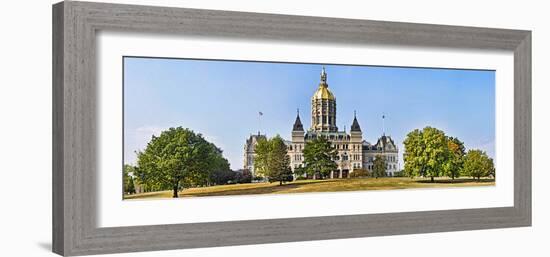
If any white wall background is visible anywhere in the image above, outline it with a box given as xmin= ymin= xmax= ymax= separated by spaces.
xmin=0 ymin=0 xmax=547 ymax=256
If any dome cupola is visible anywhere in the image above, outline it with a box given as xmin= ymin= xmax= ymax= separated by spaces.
xmin=312 ymin=67 xmax=335 ymax=100
xmin=311 ymin=66 xmax=338 ymax=132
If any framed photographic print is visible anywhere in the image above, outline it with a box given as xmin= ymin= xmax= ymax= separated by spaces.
xmin=52 ymin=1 xmax=531 ymax=256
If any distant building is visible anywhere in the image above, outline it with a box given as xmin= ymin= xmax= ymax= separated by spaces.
xmin=244 ymin=67 xmax=399 ymax=179
xmin=243 ymin=133 xmax=266 ymax=178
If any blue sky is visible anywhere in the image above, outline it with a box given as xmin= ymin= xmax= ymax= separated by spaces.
xmin=124 ymin=57 xmax=495 ymax=170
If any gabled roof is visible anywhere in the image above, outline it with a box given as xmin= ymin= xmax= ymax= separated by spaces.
xmin=375 ymin=135 xmax=397 ymax=151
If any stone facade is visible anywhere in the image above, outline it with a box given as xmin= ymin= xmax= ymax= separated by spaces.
xmin=244 ymin=67 xmax=399 ymax=179
xmin=243 ymin=133 xmax=266 ymax=178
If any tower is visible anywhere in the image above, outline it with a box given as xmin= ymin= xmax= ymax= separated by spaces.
xmin=350 ymin=110 xmax=363 ymax=170
xmin=311 ymin=67 xmax=338 ymax=132
xmin=350 ymin=110 xmax=362 ymax=143
xmin=292 ymin=109 xmax=305 ymax=143
xmin=290 ymin=109 xmax=305 ymax=174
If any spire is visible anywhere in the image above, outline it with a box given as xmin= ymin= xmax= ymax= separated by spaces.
xmin=292 ymin=108 xmax=304 ymax=131
xmin=320 ymin=66 xmax=327 ymax=84
xmin=351 ymin=110 xmax=361 ymax=132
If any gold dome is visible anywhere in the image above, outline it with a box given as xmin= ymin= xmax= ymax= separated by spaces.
xmin=312 ymin=66 xmax=335 ymax=100
xmin=312 ymin=84 xmax=335 ymax=100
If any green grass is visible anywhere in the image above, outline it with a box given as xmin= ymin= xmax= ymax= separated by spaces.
xmin=124 ymin=177 xmax=495 ymax=200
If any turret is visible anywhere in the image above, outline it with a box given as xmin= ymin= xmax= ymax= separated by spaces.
xmin=292 ymin=109 xmax=305 ymax=143
xmin=350 ymin=111 xmax=363 ymax=143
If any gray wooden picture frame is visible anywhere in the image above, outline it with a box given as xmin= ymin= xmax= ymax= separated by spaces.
xmin=52 ymin=1 xmax=531 ymax=256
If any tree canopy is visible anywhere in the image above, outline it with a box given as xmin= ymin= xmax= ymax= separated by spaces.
xmin=254 ymin=135 xmax=293 ymax=185
xmin=443 ymin=136 xmax=466 ymax=180
xmin=123 ymin=164 xmax=136 ymax=194
xmin=404 ymin=127 xmax=450 ymax=182
xmin=404 ymin=126 xmax=494 ymax=182
xmin=372 ymin=155 xmax=387 ymax=179
xmin=302 ymin=136 xmax=338 ymax=179
xmin=463 ymin=149 xmax=495 ymax=181
xmin=135 ymin=127 xmax=230 ymax=198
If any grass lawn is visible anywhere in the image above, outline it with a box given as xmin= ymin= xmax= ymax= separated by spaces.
xmin=124 ymin=177 xmax=495 ymax=200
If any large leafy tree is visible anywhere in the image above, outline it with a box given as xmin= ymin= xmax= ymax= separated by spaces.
xmin=372 ymin=155 xmax=387 ymax=179
xmin=443 ymin=137 xmax=466 ymax=180
xmin=254 ymin=135 xmax=293 ymax=185
xmin=463 ymin=149 xmax=495 ymax=181
xmin=403 ymin=127 xmax=449 ymax=182
xmin=123 ymin=164 xmax=136 ymax=194
xmin=302 ymin=136 xmax=338 ymax=179
xmin=135 ymin=127 xmax=228 ymax=198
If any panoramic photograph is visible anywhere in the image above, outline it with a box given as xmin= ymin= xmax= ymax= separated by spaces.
xmin=122 ymin=57 xmax=496 ymax=200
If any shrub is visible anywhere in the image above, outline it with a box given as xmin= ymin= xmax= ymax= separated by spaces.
xmin=350 ymin=168 xmax=370 ymax=178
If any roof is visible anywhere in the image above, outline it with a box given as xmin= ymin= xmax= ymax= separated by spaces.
xmin=305 ymin=130 xmax=350 ymax=141
xmin=362 ymin=135 xmax=398 ymax=151
xmin=350 ymin=115 xmax=361 ymax=132
xmin=292 ymin=113 xmax=304 ymax=131
xmin=244 ymin=133 xmax=266 ymax=149
xmin=312 ymin=84 xmax=335 ymax=100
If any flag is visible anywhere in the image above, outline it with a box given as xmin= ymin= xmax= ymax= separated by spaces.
xmin=259 ymin=111 xmax=263 ymax=116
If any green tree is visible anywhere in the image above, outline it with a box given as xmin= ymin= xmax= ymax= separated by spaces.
xmin=254 ymin=135 xmax=293 ymax=185
xmin=372 ymin=155 xmax=387 ymax=179
xmin=443 ymin=137 xmax=466 ymax=180
xmin=209 ymin=169 xmax=235 ymax=186
xmin=293 ymin=166 xmax=307 ymax=179
xmin=206 ymin=155 xmax=232 ymax=186
xmin=463 ymin=149 xmax=495 ymax=181
xmin=123 ymin=164 xmax=136 ymax=194
xmin=135 ymin=127 xmax=226 ymax=198
xmin=302 ymin=136 xmax=338 ymax=179
xmin=403 ymin=127 xmax=449 ymax=182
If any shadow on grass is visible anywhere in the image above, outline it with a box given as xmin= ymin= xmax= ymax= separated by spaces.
xmin=123 ymin=191 xmax=168 ymax=200
xmin=182 ymin=179 xmax=339 ymax=197
xmin=415 ymin=178 xmax=495 ymax=184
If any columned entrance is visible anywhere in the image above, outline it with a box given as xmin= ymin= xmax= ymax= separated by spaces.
xmin=341 ymin=169 xmax=349 ymax=178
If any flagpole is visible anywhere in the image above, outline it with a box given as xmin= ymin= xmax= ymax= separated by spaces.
xmin=382 ymin=114 xmax=385 ymax=136
xmin=258 ymin=111 xmax=263 ymax=135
